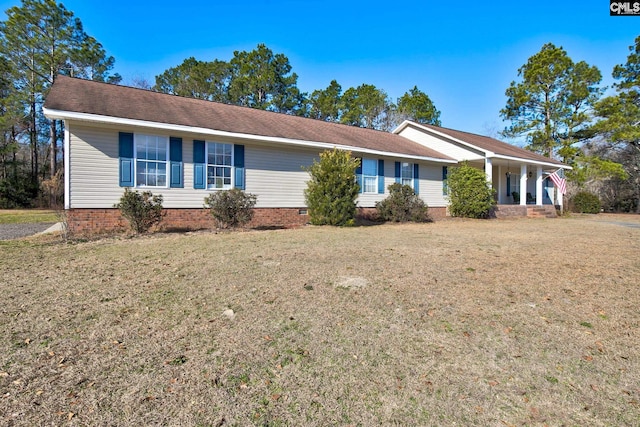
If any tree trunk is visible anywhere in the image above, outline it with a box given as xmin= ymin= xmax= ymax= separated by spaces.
xmin=49 ymin=65 xmax=57 ymax=178
xmin=545 ymin=90 xmax=552 ymax=158
xmin=30 ymin=98 xmax=38 ymax=186
xmin=636 ymin=179 xmax=640 ymax=214
xmin=11 ymin=125 xmax=17 ymax=180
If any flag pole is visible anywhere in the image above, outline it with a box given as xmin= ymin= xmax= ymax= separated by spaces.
xmin=549 ymin=168 xmax=565 ymax=215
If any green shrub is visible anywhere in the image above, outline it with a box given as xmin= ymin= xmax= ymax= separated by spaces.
xmin=0 ymin=176 xmax=39 ymax=208
xmin=571 ymin=191 xmax=601 ymax=214
xmin=114 ymin=188 xmax=164 ymax=234
xmin=204 ymin=188 xmax=257 ymax=229
xmin=304 ymin=148 xmax=360 ymax=226
xmin=446 ymin=161 xmax=496 ymax=219
xmin=376 ymin=183 xmax=430 ymax=222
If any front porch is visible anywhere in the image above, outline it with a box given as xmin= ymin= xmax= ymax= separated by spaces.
xmin=491 ymin=162 xmax=557 ymax=206
xmin=470 ymin=157 xmax=564 ymax=209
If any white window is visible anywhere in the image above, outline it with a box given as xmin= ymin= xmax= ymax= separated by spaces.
xmin=362 ymin=158 xmax=378 ymax=193
xmin=207 ymin=142 xmax=233 ymax=189
xmin=401 ymin=162 xmax=413 ymax=187
xmin=136 ymin=134 xmax=168 ymax=187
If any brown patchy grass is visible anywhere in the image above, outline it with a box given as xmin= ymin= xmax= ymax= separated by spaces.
xmin=1 ymin=214 xmax=639 ymax=426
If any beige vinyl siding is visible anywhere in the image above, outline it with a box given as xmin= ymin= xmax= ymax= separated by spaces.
xmin=69 ymin=124 xmax=203 ymax=208
xmin=69 ymin=125 xmax=121 ymax=208
xmin=418 ymin=164 xmax=448 ymax=207
xmin=245 ymin=145 xmax=316 ymax=208
xmin=68 ymin=123 xmax=448 ymax=209
xmin=398 ymin=125 xmax=485 ymax=162
xmin=68 ymin=123 xmax=317 ymax=209
xmin=357 ymin=159 xmax=447 ymax=208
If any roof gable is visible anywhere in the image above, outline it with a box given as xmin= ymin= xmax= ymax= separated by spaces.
xmin=44 ymin=76 xmax=453 ymax=162
xmin=395 ymin=121 xmax=567 ymax=167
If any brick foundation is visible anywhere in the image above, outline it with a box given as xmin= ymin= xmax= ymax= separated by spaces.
xmin=66 ymin=205 xmax=450 ymax=235
xmin=66 ymin=207 xmax=311 ymax=235
xmin=426 ymin=207 xmax=447 ymax=220
xmin=356 ymin=206 xmax=447 ymax=221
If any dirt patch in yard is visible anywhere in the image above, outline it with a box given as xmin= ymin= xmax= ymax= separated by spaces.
xmin=1 ymin=216 xmax=639 ymax=426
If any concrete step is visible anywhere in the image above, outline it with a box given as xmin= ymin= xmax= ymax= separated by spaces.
xmin=493 ymin=205 xmax=558 ymax=219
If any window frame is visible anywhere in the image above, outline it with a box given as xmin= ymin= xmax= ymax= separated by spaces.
xmin=134 ymin=133 xmax=169 ymax=188
xmin=205 ymin=141 xmax=234 ymax=190
xmin=401 ymin=162 xmax=413 ymax=188
xmin=361 ymin=158 xmax=378 ymax=194
xmin=442 ymin=166 xmax=448 ymax=196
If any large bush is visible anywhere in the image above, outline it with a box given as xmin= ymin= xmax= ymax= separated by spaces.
xmin=0 ymin=175 xmax=39 ymax=208
xmin=304 ymin=148 xmax=360 ymax=226
xmin=446 ymin=161 xmax=496 ymax=219
xmin=114 ymin=188 xmax=164 ymax=234
xmin=571 ymin=191 xmax=601 ymax=214
xmin=376 ymin=183 xmax=430 ymax=222
xmin=204 ymin=188 xmax=257 ymax=229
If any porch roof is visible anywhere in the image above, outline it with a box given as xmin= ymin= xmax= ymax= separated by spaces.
xmin=394 ymin=121 xmax=569 ymax=169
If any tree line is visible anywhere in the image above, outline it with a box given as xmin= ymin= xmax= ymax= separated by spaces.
xmin=1 ymin=0 xmax=638 ymax=212
xmin=151 ymin=44 xmax=441 ymax=131
xmin=0 ymin=0 xmax=120 ymax=207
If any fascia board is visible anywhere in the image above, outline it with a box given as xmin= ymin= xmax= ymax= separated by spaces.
xmin=491 ymin=154 xmax=573 ymax=170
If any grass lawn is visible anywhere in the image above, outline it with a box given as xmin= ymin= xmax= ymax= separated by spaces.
xmin=1 ymin=214 xmax=639 ymax=426
xmin=0 ymin=209 xmax=58 ymax=224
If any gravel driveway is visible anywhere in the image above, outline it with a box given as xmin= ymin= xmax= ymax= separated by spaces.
xmin=0 ymin=222 xmax=57 ymax=240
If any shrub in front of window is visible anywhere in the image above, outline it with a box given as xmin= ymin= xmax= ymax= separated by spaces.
xmin=115 ymin=188 xmax=164 ymax=234
xmin=571 ymin=191 xmax=601 ymax=214
xmin=376 ymin=183 xmax=430 ymax=222
xmin=204 ymin=188 xmax=257 ymax=229
xmin=446 ymin=161 xmax=496 ymax=219
xmin=304 ymin=148 xmax=360 ymax=226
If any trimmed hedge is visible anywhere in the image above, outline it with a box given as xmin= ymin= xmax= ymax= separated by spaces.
xmin=204 ymin=188 xmax=257 ymax=228
xmin=115 ymin=188 xmax=164 ymax=234
xmin=376 ymin=183 xmax=430 ymax=222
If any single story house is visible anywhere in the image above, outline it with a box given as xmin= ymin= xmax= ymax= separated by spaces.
xmin=43 ymin=76 xmax=569 ymax=233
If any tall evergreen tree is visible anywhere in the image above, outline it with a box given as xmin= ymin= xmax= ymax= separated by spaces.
xmin=308 ymin=80 xmax=342 ymax=122
xmin=592 ymin=35 xmax=640 ymax=212
xmin=500 ymin=43 xmax=602 ymax=160
xmin=396 ymin=85 xmax=441 ymax=126
xmin=227 ymin=43 xmax=305 ymax=114
xmin=340 ymin=84 xmax=394 ymax=130
xmin=155 ymin=57 xmax=230 ymax=102
xmin=0 ymin=0 xmax=118 ymax=182
xmin=0 ymin=56 xmax=21 ymax=180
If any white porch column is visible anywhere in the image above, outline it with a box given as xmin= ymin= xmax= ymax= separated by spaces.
xmin=497 ymin=165 xmax=503 ymax=204
xmin=485 ymin=157 xmax=493 ymax=187
xmin=535 ymin=166 xmax=543 ymax=206
xmin=520 ymin=164 xmax=527 ymax=206
xmin=557 ymin=189 xmax=564 ymax=214
xmin=64 ymin=120 xmax=70 ymax=209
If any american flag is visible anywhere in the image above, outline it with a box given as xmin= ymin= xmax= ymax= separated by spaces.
xmin=548 ymin=169 xmax=566 ymax=195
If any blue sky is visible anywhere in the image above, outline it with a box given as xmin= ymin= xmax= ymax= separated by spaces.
xmin=1 ymin=0 xmax=638 ymax=140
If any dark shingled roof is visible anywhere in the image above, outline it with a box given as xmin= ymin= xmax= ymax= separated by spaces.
xmin=45 ymin=76 xmax=453 ymax=161
xmin=417 ymin=123 xmax=566 ymax=166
